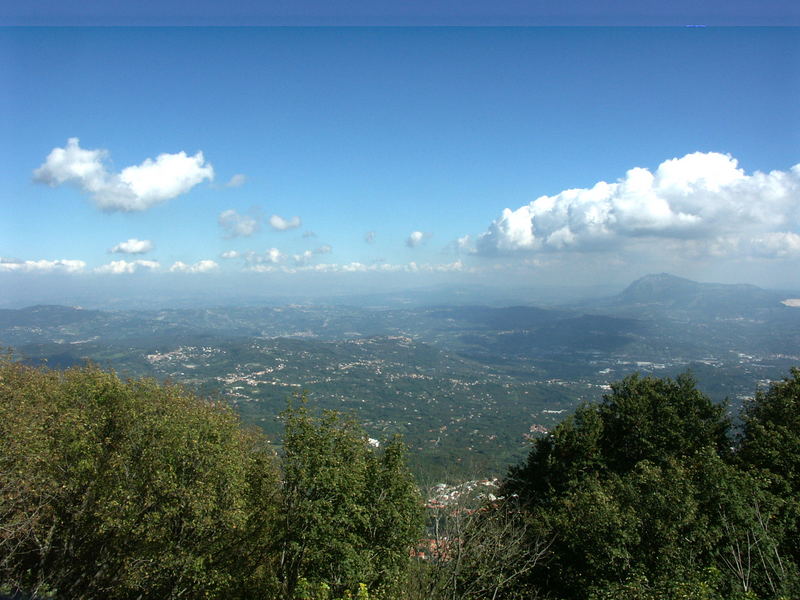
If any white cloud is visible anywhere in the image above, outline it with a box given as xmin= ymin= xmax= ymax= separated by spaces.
xmin=364 ymin=231 xmax=376 ymax=243
xmin=0 ymin=258 xmax=86 ymax=273
xmin=220 ymin=250 xmax=240 ymax=259
xmin=749 ymin=232 xmax=800 ymax=258
xmin=406 ymin=230 xmax=431 ymax=248
xmin=292 ymin=250 xmax=315 ymax=265
xmin=218 ymin=209 xmax=260 ymax=238
xmin=476 ymin=152 xmax=800 ymax=259
xmin=110 ymin=238 xmax=154 ymax=254
xmin=225 ymin=173 xmax=247 ymax=188
xmin=240 ymin=248 xmax=285 ymax=268
xmin=455 ymin=234 xmax=475 ymax=253
xmin=265 ymin=248 xmax=284 ymax=263
xmin=704 ymin=232 xmax=800 ymax=259
xmin=269 ymin=214 xmax=302 ymax=231
xmin=34 ymin=138 xmax=214 ymax=212
xmin=94 ymin=259 xmax=160 ymax=274
xmin=169 ymin=260 xmax=219 ymax=273
xmin=292 ymin=244 xmax=333 ymax=266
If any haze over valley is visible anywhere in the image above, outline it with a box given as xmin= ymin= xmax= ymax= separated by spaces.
xmin=4 ymin=273 xmax=798 ymax=479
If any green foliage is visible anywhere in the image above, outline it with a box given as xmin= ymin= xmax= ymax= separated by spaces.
xmin=4 ymin=352 xmax=799 ymax=600
xmin=737 ymin=368 xmax=800 ymax=591
xmin=598 ymin=372 xmax=731 ymax=469
xmin=739 ymin=369 xmax=800 ymax=486
xmin=0 ymin=359 xmax=422 ymax=600
xmin=279 ymin=400 xmax=423 ymax=599
xmin=0 ymin=356 xmax=281 ymax=599
xmin=501 ymin=371 xmax=800 ymax=600
xmin=293 ymin=579 xmax=372 ymax=600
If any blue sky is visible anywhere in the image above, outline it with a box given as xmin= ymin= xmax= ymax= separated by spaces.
xmin=1 ymin=26 xmax=799 ymax=305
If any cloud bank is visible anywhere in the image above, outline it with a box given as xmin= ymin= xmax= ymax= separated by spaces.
xmin=476 ymin=152 xmax=800 ymax=259
xmin=94 ymin=260 xmax=160 ymax=274
xmin=0 ymin=258 xmax=86 ymax=273
xmin=170 ymin=260 xmax=219 ymax=273
xmin=34 ymin=138 xmax=213 ymax=212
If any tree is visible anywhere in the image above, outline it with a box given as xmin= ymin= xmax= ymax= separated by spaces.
xmin=0 ymin=357 xmax=281 ymax=599
xmin=597 ymin=372 xmax=731 ymax=471
xmin=500 ymin=372 xmax=756 ymax=599
xmin=737 ymin=368 xmax=800 ymax=594
xmin=739 ymin=369 xmax=800 ymax=501
xmin=278 ymin=400 xmax=423 ymax=599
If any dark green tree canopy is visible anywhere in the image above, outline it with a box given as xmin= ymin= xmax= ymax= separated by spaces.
xmin=505 ymin=373 xmax=730 ymax=505
xmin=738 ymin=368 xmax=800 ymax=572
xmin=739 ymin=368 xmax=800 ymax=491
xmin=501 ymin=371 xmax=800 ymax=600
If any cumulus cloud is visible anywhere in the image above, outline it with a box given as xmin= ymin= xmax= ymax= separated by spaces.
xmin=169 ymin=260 xmax=219 ymax=273
xmin=0 ymin=258 xmax=86 ymax=273
xmin=476 ymin=152 xmax=800 ymax=259
xmin=364 ymin=231 xmax=376 ymax=243
xmin=94 ymin=259 xmax=160 ymax=274
xmin=110 ymin=238 xmax=154 ymax=254
xmin=239 ymin=248 xmax=285 ymax=269
xmin=225 ymin=173 xmax=247 ymax=188
xmin=218 ymin=209 xmax=260 ymax=238
xmin=264 ymin=248 xmax=284 ymax=263
xmin=34 ymin=138 xmax=214 ymax=212
xmin=406 ymin=231 xmax=431 ymax=248
xmin=269 ymin=214 xmax=302 ymax=231
xmin=220 ymin=250 xmax=240 ymax=259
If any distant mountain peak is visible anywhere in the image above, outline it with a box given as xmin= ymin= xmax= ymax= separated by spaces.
xmin=615 ymin=273 xmax=779 ymax=313
xmin=619 ymin=273 xmax=700 ymax=303
xmin=633 ymin=273 xmax=693 ymax=284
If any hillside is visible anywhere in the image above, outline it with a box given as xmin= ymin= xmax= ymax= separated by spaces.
xmin=607 ymin=272 xmax=787 ymax=316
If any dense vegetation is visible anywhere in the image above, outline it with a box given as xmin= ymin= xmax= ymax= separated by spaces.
xmin=0 ymin=357 xmax=422 ymax=599
xmin=500 ymin=371 xmax=800 ymax=599
xmin=1 ymin=355 xmax=799 ymax=599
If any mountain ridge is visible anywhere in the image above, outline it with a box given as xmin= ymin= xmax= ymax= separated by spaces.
xmin=606 ymin=272 xmax=786 ymax=317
